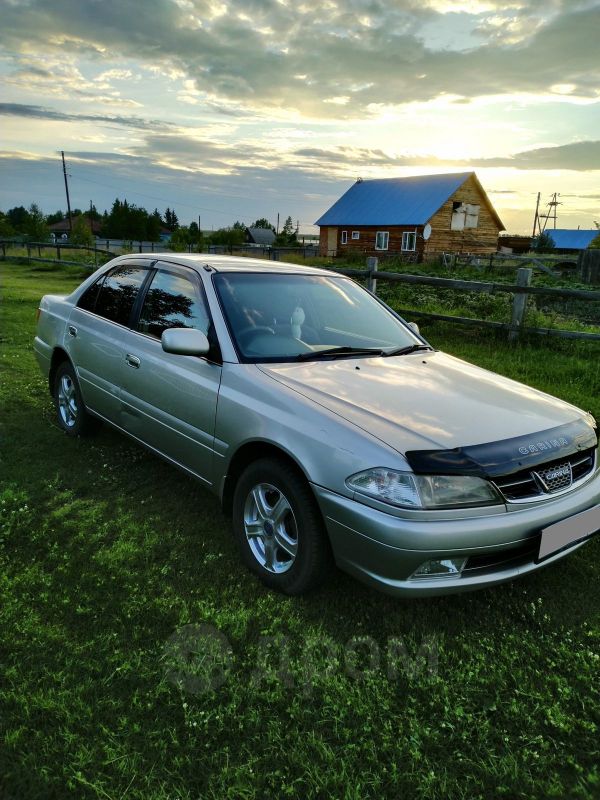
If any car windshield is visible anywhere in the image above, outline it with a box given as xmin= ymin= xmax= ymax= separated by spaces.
xmin=213 ymin=272 xmax=420 ymax=362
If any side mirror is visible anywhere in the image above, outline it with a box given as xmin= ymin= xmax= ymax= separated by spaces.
xmin=161 ymin=328 xmax=210 ymax=356
xmin=407 ymin=321 xmax=420 ymax=336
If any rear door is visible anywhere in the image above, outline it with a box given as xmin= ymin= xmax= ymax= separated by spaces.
xmin=67 ymin=263 xmax=152 ymax=422
xmin=118 ymin=262 xmax=222 ymax=486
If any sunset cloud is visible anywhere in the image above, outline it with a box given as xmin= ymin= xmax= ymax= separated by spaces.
xmin=1 ymin=0 xmax=599 ymax=231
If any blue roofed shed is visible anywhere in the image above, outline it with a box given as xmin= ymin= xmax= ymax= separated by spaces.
xmin=315 ymin=172 xmax=504 ymax=260
xmin=547 ymin=229 xmax=599 ymax=252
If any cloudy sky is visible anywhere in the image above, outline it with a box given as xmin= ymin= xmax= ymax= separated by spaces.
xmin=1 ymin=0 xmax=599 ymax=234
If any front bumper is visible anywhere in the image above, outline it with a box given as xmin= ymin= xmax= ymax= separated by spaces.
xmin=312 ymin=470 xmax=600 ymax=597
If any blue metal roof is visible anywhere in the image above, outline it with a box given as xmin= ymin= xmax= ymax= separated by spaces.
xmin=546 ymin=229 xmax=599 ymax=250
xmin=315 ymin=172 xmax=474 ymax=226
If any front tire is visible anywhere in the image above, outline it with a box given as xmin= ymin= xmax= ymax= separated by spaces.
xmin=232 ymin=458 xmax=332 ymax=595
xmin=53 ymin=361 xmax=97 ymax=437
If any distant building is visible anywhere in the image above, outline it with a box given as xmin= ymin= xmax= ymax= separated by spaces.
xmin=246 ymin=226 xmax=276 ymax=246
xmin=48 ymin=214 xmax=102 ymax=238
xmin=315 ymin=172 xmax=504 ymax=260
xmin=498 ymin=234 xmax=533 ymax=254
xmin=546 ymin=229 xmax=599 ymax=253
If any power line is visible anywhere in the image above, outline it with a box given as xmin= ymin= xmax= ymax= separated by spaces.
xmin=67 ymin=164 xmax=319 ymax=228
xmin=69 ymin=167 xmax=258 ymax=222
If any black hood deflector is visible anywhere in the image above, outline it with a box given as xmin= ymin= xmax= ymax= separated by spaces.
xmin=405 ymin=418 xmax=597 ymax=478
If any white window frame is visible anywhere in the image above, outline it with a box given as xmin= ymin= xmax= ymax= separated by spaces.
xmin=341 ymin=230 xmax=348 ymax=244
xmin=375 ymin=231 xmax=389 ymax=251
xmin=351 ymin=231 xmax=360 ymax=240
xmin=401 ymin=230 xmax=417 ymax=251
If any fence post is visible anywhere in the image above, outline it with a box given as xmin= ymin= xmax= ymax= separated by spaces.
xmin=508 ymin=267 xmax=533 ymax=342
xmin=366 ymin=257 xmax=379 ymax=293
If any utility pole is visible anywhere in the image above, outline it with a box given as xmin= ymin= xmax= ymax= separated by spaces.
xmin=532 ymin=192 xmax=541 ymax=237
xmin=276 ymin=213 xmax=280 ymax=235
xmin=61 ymin=151 xmax=73 ymax=233
xmin=533 ymin=191 xmax=561 ymax=236
xmin=198 ymin=215 xmax=201 ymax=233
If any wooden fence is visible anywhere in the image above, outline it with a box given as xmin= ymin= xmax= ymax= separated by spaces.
xmin=331 ymin=262 xmax=600 ymax=343
xmin=0 ymin=239 xmax=321 ymax=264
xmin=3 ymin=242 xmax=599 ymax=343
xmin=449 ymin=252 xmax=579 ymax=277
xmin=0 ymin=240 xmax=113 ymax=267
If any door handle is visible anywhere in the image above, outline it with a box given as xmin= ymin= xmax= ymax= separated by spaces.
xmin=125 ymin=353 xmax=141 ymax=369
xmin=68 ymin=325 xmax=77 ymax=337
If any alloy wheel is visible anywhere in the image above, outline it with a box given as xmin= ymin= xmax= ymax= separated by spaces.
xmin=57 ymin=373 xmax=78 ymax=428
xmin=243 ymin=482 xmax=298 ymax=573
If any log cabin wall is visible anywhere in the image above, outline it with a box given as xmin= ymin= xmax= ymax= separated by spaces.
xmin=320 ymin=225 xmax=425 ymax=258
xmin=423 ymin=174 xmax=501 ymax=258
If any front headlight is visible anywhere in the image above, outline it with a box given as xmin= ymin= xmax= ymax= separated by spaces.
xmin=346 ymin=468 xmax=501 ymax=509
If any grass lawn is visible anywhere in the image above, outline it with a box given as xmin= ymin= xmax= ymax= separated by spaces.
xmin=1 ymin=259 xmax=600 ymax=800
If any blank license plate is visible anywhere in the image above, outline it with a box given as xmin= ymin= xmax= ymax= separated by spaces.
xmin=538 ymin=505 xmax=600 ymax=561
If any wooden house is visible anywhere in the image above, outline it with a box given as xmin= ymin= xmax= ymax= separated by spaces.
xmin=48 ymin=214 xmax=102 ymax=238
xmin=315 ymin=172 xmax=504 ymax=261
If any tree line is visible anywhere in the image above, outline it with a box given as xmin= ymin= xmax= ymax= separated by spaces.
xmin=0 ymin=201 xmax=302 ymax=249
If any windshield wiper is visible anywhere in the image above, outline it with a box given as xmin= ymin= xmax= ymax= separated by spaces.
xmin=382 ymin=343 xmax=434 ymax=357
xmin=295 ymin=346 xmax=384 ymax=361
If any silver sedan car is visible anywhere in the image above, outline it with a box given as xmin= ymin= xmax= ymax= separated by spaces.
xmin=34 ymin=254 xmax=600 ymax=596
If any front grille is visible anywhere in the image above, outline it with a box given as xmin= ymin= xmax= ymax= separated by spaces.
xmin=536 ymin=461 xmax=572 ymax=492
xmin=494 ymin=448 xmax=596 ymax=502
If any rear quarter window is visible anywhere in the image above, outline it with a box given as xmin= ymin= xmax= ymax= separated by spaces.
xmin=77 ymin=275 xmax=105 ymax=313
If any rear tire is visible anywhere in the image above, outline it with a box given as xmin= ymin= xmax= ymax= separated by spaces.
xmin=53 ymin=361 xmax=98 ymax=437
xmin=232 ymin=457 xmax=332 ymax=595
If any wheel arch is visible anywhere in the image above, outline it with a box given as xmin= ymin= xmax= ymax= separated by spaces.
xmin=221 ymin=441 xmax=312 ymax=517
xmin=49 ymin=347 xmax=72 ymax=395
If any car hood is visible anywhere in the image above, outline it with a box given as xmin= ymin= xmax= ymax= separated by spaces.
xmin=258 ymin=351 xmax=589 ymax=456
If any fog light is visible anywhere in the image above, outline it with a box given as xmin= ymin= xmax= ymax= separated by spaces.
xmin=410 ymin=557 xmax=468 ymax=579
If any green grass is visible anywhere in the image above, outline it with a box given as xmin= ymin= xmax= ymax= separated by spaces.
xmin=1 ymin=260 xmax=600 ymax=799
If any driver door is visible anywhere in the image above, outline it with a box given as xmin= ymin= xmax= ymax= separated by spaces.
xmin=118 ymin=262 xmax=222 ymax=486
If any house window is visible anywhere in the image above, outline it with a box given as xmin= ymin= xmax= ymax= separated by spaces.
xmin=401 ymin=231 xmax=416 ymax=251
xmin=451 ymin=202 xmax=466 ymax=231
xmin=341 ymin=230 xmax=348 ymax=244
xmin=375 ymin=231 xmax=389 ymax=250
xmin=352 ymin=231 xmax=360 ymax=240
